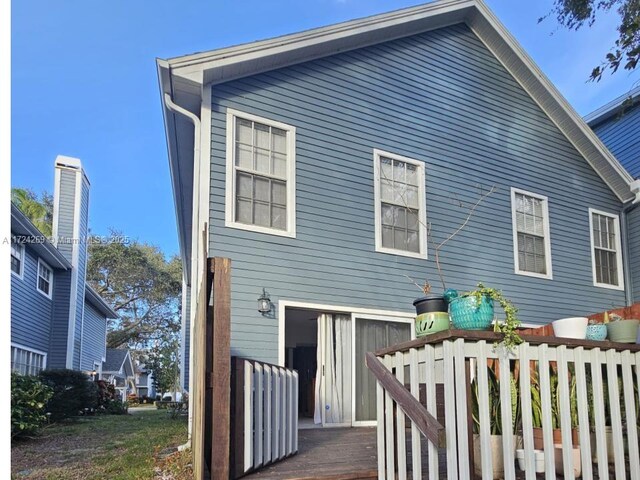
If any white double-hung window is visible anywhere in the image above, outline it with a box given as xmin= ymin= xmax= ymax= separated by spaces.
xmin=11 ymin=242 xmax=24 ymax=278
xmin=225 ymin=108 xmax=296 ymax=237
xmin=37 ymin=258 xmax=53 ymax=298
xmin=11 ymin=344 xmax=46 ymax=376
xmin=589 ymin=208 xmax=624 ymax=290
xmin=373 ymin=150 xmax=427 ymax=258
xmin=511 ymin=188 xmax=553 ymax=279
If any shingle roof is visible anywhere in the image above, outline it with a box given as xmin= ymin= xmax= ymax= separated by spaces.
xmin=103 ymin=348 xmax=130 ymax=372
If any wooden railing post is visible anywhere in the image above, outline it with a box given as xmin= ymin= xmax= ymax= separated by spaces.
xmin=210 ymin=257 xmax=231 ymax=479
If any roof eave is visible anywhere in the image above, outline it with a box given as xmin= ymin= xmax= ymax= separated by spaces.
xmin=84 ymin=284 xmax=118 ymax=319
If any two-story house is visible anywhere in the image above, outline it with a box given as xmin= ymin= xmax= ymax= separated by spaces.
xmin=586 ymin=86 xmax=640 ymax=305
xmin=157 ymin=0 xmax=640 ymax=427
xmin=11 ymin=156 xmax=117 ymax=377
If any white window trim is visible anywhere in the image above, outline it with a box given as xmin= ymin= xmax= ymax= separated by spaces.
xmin=588 ymin=208 xmax=625 ymax=291
xmin=36 ymin=258 xmax=53 ymax=299
xmin=11 ymin=242 xmax=24 ymax=279
xmin=373 ymin=149 xmax=427 ymax=259
xmin=510 ymin=187 xmax=553 ymax=280
xmin=11 ymin=343 xmax=47 ymax=374
xmin=225 ymin=108 xmax=296 ymax=238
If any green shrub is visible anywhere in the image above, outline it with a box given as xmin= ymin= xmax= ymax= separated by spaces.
xmin=104 ymin=399 xmax=129 ymax=415
xmin=39 ymin=369 xmax=98 ymax=421
xmin=11 ymin=372 xmax=53 ymax=438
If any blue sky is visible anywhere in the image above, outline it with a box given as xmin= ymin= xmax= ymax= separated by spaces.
xmin=11 ymin=0 xmax=639 ymax=258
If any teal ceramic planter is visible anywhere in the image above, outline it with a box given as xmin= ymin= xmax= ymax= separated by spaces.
xmin=450 ymin=295 xmax=494 ymax=330
xmin=585 ymin=324 xmax=607 ymax=341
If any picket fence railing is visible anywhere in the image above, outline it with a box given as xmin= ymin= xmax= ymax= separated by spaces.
xmin=230 ymin=357 xmax=299 ymax=479
xmin=367 ymin=329 xmax=640 ymax=480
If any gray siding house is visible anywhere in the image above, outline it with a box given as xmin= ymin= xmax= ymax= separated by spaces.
xmin=10 ymin=156 xmax=117 ymax=376
xmin=586 ymin=86 xmax=640 ymax=304
xmin=158 ymin=0 xmax=640 ymax=427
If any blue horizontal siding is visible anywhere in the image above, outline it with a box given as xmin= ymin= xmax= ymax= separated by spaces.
xmin=11 ymin=244 xmax=54 ymax=357
xmin=629 ymin=209 xmax=640 ymax=303
xmin=208 ymin=23 xmax=625 ymax=365
xmin=591 ymin=102 xmax=640 ymax=178
xmin=80 ymin=301 xmax=107 ymax=371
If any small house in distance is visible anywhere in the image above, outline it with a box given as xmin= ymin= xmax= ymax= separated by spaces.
xmin=158 ymin=0 xmax=640 ymax=432
xmin=11 ymin=156 xmax=118 ymax=377
xmin=102 ymin=348 xmax=136 ymax=401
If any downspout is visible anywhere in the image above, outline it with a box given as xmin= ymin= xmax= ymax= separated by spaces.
xmin=621 ymin=179 xmax=640 ymax=306
xmin=163 ymin=90 xmax=201 ymax=451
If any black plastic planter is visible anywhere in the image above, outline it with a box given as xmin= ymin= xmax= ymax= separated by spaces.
xmin=413 ymin=294 xmax=448 ymax=315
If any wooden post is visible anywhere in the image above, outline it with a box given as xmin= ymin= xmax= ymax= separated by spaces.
xmin=210 ymin=257 xmax=231 ymax=479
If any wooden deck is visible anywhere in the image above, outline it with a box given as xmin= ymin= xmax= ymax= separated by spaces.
xmin=242 ymin=427 xmax=378 ymax=480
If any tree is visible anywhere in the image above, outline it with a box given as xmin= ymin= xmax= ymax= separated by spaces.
xmin=11 ymin=188 xmax=53 ymax=236
xmin=542 ymin=0 xmax=640 ymax=80
xmin=143 ymin=335 xmax=181 ymax=397
xmin=86 ymin=237 xmax=182 ymax=350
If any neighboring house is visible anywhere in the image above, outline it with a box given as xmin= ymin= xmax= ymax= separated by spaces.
xmin=585 ymin=86 xmax=640 ymax=305
xmin=11 ymin=156 xmax=118 ymax=377
xmin=158 ymin=0 xmax=640 ymax=427
xmin=135 ymin=363 xmax=156 ymax=399
xmin=102 ymin=348 xmax=136 ymax=401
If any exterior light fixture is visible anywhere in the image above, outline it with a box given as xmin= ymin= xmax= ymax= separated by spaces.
xmin=258 ymin=288 xmax=271 ymax=314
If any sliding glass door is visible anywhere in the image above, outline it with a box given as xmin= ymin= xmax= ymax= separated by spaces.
xmin=353 ymin=316 xmax=411 ymax=425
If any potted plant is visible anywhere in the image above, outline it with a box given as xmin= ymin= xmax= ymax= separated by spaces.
xmin=471 ymin=362 xmax=520 ymax=479
xmin=449 ymin=283 xmax=522 ymax=350
xmin=606 ymin=312 xmax=640 ymax=343
xmin=585 ymin=318 xmax=608 ymax=341
xmin=411 ymin=281 xmax=450 ymax=337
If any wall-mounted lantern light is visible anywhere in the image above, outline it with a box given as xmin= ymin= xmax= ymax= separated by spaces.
xmin=258 ymin=288 xmax=271 ymax=314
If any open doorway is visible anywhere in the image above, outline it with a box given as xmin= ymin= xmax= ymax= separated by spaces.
xmin=284 ymin=308 xmax=319 ymax=429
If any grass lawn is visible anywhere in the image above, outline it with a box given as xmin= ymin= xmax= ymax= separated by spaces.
xmin=11 ymin=408 xmax=191 ymax=480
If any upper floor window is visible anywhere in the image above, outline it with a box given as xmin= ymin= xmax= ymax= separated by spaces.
xmin=225 ymin=108 xmax=296 ymax=238
xmin=11 ymin=243 xmax=24 ymax=278
xmin=511 ymin=188 xmax=552 ymax=279
xmin=589 ymin=209 xmax=624 ymax=290
xmin=11 ymin=345 xmax=46 ymax=376
xmin=373 ymin=150 xmax=427 ymax=259
xmin=37 ymin=259 xmax=53 ymax=299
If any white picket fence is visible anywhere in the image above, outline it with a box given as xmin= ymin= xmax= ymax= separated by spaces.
xmin=369 ymin=331 xmax=640 ymax=480
xmin=232 ymin=358 xmax=299 ymax=478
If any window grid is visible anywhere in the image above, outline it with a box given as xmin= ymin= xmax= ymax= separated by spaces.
xmin=37 ymin=260 xmax=52 ymax=297
xmin=234 ymin=117 xmax=288 ymax=231
xmin=592 ymin=213 xmax=619 ymax=286
xmin=379 ymin=157 xmax=420 ymax=253
xmin=514 ymin=193 xmax=547 ymax=275
xmin=11 ymin=346 xmax=45 ymax=376
xmin=11 ymin=243 xmax=23 ymax=276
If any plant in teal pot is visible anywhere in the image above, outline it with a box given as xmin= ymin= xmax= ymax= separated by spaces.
xmin=450 ymin=283 xmax=522 ymax=350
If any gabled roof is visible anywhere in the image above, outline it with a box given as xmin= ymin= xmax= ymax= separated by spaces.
xmin=585 ymin=85 xmax=640 ymax=128
xmin=158 ymin=0 xmax=636 ymax=273
xmin=85 ymin=284 xmax=118 ymax=319
xmin=11 ymin=203 xmax=71 ymax=270
xmin=103 ymin=348 xmax=134 ymax=377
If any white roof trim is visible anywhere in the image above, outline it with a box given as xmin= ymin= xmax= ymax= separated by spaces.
xmin=584 ymin=85 xmax=640 ymax=126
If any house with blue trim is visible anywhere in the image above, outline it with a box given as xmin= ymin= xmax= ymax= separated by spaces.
xmin=10 ymin=155 xmax=118 ymax=377
xmin=157 ymin=0 xmax=640 ymax=429
xmin=586 ymin=86 xmax=640 ymax=305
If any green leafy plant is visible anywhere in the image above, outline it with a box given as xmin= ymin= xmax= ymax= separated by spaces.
xmin=471 ymin=363 xmax=520 ymax=435
xmin=463 ymin=283 xmax=522 ymax=350
xmin=530 ymin=365 xmax=579 ymax=430
xmin=11 ymin=372 xmax=53 ymax=438
xmin=39 ymin=369 xmax=98 ymax=421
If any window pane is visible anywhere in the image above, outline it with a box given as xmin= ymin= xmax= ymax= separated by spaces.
xmin=406 ymin=164 xmax=418 ymax=186
xmin=380 ymin=158 xmax=393 ymax=182
xmin=255 ymin=148 xmax=270 ymax=174
xmin=393 ymin=160 xmax=405 ymax=182
xmin=237 ymin=198 xmax=252 ymax=224
xmin=272 ymin=129 xmax=286 ymax=154
xmin=381 ymin=204 xmax=394 ymax=226
xmin=406 ymin=186 xmax=419 ymax=209
xmin=254 ymin=177 xmax=270 ymax=202
xmin=254 ymin=123 xmax=270 ymax=149
xmin=407 ymin=210 xmax=419 ymax=231
xmin=236 ymin=144 xmax=252 ymax=169
xmin=272 ymin=153 xmax=287 ymax=178
xmin=237 ymin=173 xmax=252 ymax=199
xmin=407 ymin=231 xmax=419 ymax=252
xmin=394 ymin=229 xmax=407 ymax=251
xmin=380 ymin=179 xmax=393 ymax=203
xmin=272 ymin=206 xmax=286 ymax=230
xmin=236 ymin=118 xmax=252 ymax=144
xmin=393 ymin=207 xmax=406 ymax=229
xmin=381 ymin=226 xmax=393 ymax=248
xmin=272 ymin=180 xmax=286 ymax=206
xmin=254 ymin=202 xmax=270 ymax=227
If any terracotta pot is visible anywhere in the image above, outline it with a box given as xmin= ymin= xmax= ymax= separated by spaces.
xmin=473 ymin=434 xmax=508 ymax=479
xmin=533 ymin=427 xmax=579 ymax=449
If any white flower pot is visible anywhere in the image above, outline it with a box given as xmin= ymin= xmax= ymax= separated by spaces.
xmin=473 ymin=434 xmax=507 ymax=479
xmin=552 ymin=317 xmax=588 ymax=339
